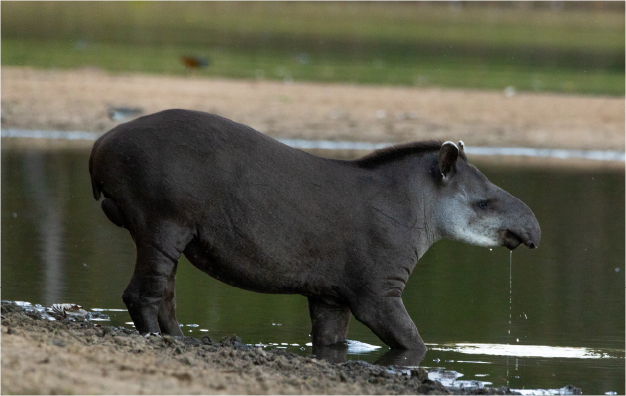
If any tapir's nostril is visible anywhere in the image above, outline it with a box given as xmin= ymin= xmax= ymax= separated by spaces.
xmin=525 ymin=241 xmax=537 ymax=249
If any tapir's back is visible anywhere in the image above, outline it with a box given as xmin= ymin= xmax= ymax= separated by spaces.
xmin=91 ymin=109 xmax=333 ymax=207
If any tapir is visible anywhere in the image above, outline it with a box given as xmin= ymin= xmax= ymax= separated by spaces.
xmin=89 ymin=109 xmax=540 ymax=350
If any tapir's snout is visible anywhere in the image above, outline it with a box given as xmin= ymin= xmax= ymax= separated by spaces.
xmin=525 ymin=240 xmax=538 ymax=249
xmin=500 ymin=204 xmax=541 ymax=250
xmin=523 ymin=208 xmax=541 ymax=249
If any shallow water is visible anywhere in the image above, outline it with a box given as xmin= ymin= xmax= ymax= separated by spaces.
xmin=2 ymin=147 xmax=624 ymax=394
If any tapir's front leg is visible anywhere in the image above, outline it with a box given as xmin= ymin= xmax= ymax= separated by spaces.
xmin=122 ymin=243 xmax=180 ymax=334
xmin=157 ymin=261 xmax=184 ymax=336
xmin=350 ymin=295 xmax=426 ymax=350
xmin=308 ymin=297 xmax=351 ymax=346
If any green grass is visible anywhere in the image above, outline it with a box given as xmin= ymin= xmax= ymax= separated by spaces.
xmin=2 ymin=2 xmax=624 ymax=95
xmin=4 ymin=38 xmax=622 ymax=96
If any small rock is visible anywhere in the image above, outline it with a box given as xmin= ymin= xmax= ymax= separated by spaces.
xmin=51 ymin=338 xmax=67 ymax=347
xmin=172 ymin=372 xmax=192 ymax=382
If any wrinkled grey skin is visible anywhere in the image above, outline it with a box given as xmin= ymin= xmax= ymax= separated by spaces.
xmin=89 ymin=109 xmax=540 ymax=350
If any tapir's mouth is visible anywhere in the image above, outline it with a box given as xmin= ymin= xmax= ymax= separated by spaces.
xmin=501 ymin=230 xmax=537 ymax=250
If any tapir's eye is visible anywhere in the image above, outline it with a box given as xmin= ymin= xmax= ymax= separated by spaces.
xmin=478 ymin=201 xmax=488 ymax=210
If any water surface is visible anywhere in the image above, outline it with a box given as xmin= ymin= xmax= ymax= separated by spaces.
xmin=2 ymin=147 xmax=624 ymax=394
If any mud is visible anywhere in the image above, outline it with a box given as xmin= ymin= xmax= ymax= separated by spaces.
xmin=0 ymin=301 xmax=542 ymax=395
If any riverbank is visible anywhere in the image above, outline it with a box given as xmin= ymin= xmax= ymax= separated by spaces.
xmin=1 ymin=301 xmax=535 ymax=395
xmin=3 ymin=66 xmax=624 ymax=170
xmin=2 ymin=66 xmax=624 ymax=152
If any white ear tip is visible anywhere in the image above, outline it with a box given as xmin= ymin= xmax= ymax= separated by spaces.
xmin=458 ymin=140 xmax=465 ymax=149
xmin=442 ymin=141 xmax=458 ymax=150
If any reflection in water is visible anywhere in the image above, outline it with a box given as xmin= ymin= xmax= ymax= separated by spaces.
xmin=374 ymin=347 xmax=426 ymax=368
xmin=22 ymin=151 xmax=65 ymax=306
xmin=308 ymin=340 xmax=427 ymax=367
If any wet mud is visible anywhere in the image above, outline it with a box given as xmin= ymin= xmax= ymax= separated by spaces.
xmin=0 ymin=301 xmax=546 ymax=395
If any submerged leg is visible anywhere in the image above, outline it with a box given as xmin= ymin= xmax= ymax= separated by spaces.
xmin=308 ymin=297 xmax=351 ymax=346
xmin=157 ymin=261 xmax=184 ymax=336
xmin=122 ymin=243 xmax=181 ymax=334
xmin=350 ymin=296 xmax=425 ymax=350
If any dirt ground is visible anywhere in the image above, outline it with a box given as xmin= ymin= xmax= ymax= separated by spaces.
xmin=1 ymin=302 xmax=536 ymax=395
xmin=1 ymin=66 xmax=624 ymax=153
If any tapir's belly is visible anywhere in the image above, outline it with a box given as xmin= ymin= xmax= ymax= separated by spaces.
xmin=182 ymin=237 xmax=340 ymax=298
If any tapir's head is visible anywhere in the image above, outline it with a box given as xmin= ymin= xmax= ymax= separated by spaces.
xmin=432 ymin=141 xmax=541 ymax=250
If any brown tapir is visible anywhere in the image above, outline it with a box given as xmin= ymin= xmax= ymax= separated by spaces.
xmin=89 ymin=109 xmax=540 ymax=350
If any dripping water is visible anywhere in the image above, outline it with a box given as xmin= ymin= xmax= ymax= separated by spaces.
xmin=509 ymin=250 xmax=512 ymax=333
xmin=507 ymin=250 xmax=512 ymax=386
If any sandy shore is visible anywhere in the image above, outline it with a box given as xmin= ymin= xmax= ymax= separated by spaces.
xmin=2 ymin=66 xmax=624 ymax=152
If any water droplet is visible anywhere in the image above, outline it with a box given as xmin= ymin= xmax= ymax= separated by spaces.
xmin=615 ymin=268 xmax=621 ymax=272
xmin=516 ymin=338 xmax=519 ymax=342
xmin=12 ymin=212 xmax=17 ymax=218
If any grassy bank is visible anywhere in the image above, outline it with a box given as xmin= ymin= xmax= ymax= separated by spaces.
xmin=2 ymin=2 xmax=624 ymax=95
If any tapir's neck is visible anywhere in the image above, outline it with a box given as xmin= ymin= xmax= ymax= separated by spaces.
xmin=413 ymin=194 xmax=442 ymax=261
xmin=374 ymin=153 xmax=442 ymax=262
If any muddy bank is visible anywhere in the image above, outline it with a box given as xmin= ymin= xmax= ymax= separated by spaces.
xmin=1 ymin=301 xmax=551 ymax=395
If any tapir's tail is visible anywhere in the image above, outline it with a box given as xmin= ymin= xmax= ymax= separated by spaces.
xmin=88 ymin=144 xmax=101 ymax=201
xmin=89 ymin=139 xmax=128 ymax=229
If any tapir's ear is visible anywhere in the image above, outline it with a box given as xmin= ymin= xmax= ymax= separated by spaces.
xmin=438 ymin=141 xmax=459 ymax=179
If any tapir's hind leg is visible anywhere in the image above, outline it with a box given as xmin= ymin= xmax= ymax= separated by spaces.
xmin=308 ymin=297 xmax=351 ymax=346
xmin=157 ymin=261 xmax=184 ymax=336
xmin=350 ymin=296 xmax=426 ymax=351
xmin=122 ymin=225 xmax=193 ymax=335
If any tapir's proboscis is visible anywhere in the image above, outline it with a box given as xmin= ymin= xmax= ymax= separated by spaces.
xmin=89 ymin=109 xmax=540 ymax=351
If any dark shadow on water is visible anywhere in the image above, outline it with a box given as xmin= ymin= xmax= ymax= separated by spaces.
xmin=312 ymin=343 xmax=348 ymax=364
xmin=374 ymin=347 xmax=426 ymax=368
xmin=312 ymin=343 xmax=426 ymax=368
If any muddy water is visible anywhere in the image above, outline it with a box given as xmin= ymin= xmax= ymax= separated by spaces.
xmin=2 ymin=148 xmax=624 ymax=394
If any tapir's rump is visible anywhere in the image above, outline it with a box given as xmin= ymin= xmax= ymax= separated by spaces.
xmin=89 ymin=109 xmax=540 ymax=350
